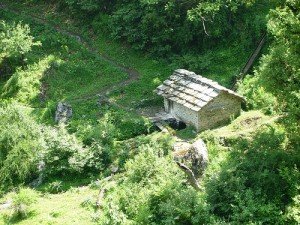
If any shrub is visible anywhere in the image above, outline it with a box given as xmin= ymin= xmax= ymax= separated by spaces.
xmin=205 ymin=125 xmax=300 ymax=224
xmin=41 ymin=124 xmax=91 ymax=176
xmin=1 ymin=55 xmax=56 ymax=104
xmin=111 ymin=132 xmax=173 ymax=172
xmin=0 ymin=102 xmax=91 ymax=191
xmin=0 ymin=102 xmax=43 ymax=190
xmin=0 ymin=20 xmax=40 ymax=63
xmin=3 ymin=188 xmax=38 ymax=222
xmin=238 ymin=74 xmax=278 ymax=114
xmin=47 ymin=181 xmax=64 ymax=194
xmin=285 ymin=195 xmax=300 ymax=224
xmin=96 ymin=143 xmax=212 ymax=224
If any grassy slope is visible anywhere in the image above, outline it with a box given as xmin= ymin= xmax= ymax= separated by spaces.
xmin=0 ymin=2 xmax=277 ymax=224
xmin=0 ymin=187 xmax=98 ymax=225
xmin=0 ymin=8 xmax=128 ymax=125
xmin=0 ymin=111 xmax=277 ymax=224
xmin=204 ymin=110 xmax=278 ymax=139
xmin=0 ymin=11 xmax=128 ymax=102
xmin=0 ymin=0 xmax=255 ymax=107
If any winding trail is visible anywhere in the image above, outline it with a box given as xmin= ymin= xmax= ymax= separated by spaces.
xmin=0 ymin=3 xmax=140 ymax=102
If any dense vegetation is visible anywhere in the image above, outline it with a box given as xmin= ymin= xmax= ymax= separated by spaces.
xmin=0 ymin=0 xmax=299 ymax=224
xmin=56 ymin=0 xmax=276 ymax=86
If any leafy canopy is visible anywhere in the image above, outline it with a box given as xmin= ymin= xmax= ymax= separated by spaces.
xmin=0 ymin=21 xmax=40 ymax=62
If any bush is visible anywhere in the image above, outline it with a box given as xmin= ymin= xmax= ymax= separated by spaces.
xmin=41 ymin=124 xmax=91 ymax=176
xmin=0 ymin=20 xmax=40 ymax=63
xmin=205 ymin=125 xmax=300 ymax=224
xmin=110 ymin=132 xmax=173 ymax=172
xmin=0 ymin=102 xmax=43 ymax=190
xmin=1 ymin=55 xmax=56 ymax=104
xmin=285 ymin=195 xmax=300 ymax=224
xmin=3 ymin=188 xmax=38 ymax=222
xmin=96 ymin=143 xmax=212 ymax=224
xmin=0 ymin=102 xmax=91 ymax=191
xmin=74 ymin=108 xmax=154 ymax=145
xmin=46 ymin=181 xmax=64 ymax=194
xmin=238 ymin=75 xmax=278 ymax=114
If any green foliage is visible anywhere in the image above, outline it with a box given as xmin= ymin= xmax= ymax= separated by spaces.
xmin=0 ymin=103 xmax=43 ymax=190
xmin=59 ymin=0 xmax=116 ymax=14
xmin=47 ymin=181 xmax=64 ymax=194
xmin=48 ymin=0 xmax=272 ymax=57
xmin=62 ymin=0 xmax=99 ymax=12
xmin=238 ymin=0 xmax=300 ymax=141
xmin=3 ymin=188 xmax=38 ymax=222
xmin=74 ymin=107 xmax=154 ymax=144
xmin=96 ymin=145 xmax=211 ymax=224
xmin=0 ymin=102 xmax=91 ymax=191
xmin=107 ymin=0 xmax=268 ymax=56
xmin=0 ymin=20 xmax=40 ymax=63
xmin=286 ymin=194 xmax=300 ymax=223
xmin=1 ymin=55 xmax=55 ymax=104
xmin=175 ymin=126 xmax=197 ymax=140
xmin=41 ymin=124 xmax=91 ymax=177
xmin=205 ymin=125 xmax=300 ymax=224
xmin=111 ymin=132 xmax=173 ymax=171
xmin=238 ymin=75 xmax=278 ymax=114
xmin=0 ymin=1 xmax=299 ymax=225
xmin=188 ymin=0 xmax=257 ymax=22
xmin=260 ymin=0 xmax=300 ymax=118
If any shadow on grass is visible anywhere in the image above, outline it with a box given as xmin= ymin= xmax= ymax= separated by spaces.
xmin=36 ymin=174 xmax=97 ymax=194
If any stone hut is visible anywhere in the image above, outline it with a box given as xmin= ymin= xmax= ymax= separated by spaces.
xmin=155 ymin=69 xmax=245 ymax=131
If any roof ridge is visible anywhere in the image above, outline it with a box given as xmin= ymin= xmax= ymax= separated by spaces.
xmin=174 ymin=69 xmax=244 ymax=99
xmin=156 ymin=69 xmax=245 ymax=111
xmin=174 ymin=69 xmax=220 ymax=90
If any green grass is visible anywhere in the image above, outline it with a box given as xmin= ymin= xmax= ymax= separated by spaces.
xmin=0 ymin=2 xmax=294 ymax=225
xmin=0 ymin=9 xmax=128 ymax=101
xmin=0 ymin=7 xmax=154 ymax=140
xmin=0 ymin=186 xmax=99 ymax=225
xmin=199 ymin=110 xmax=278 ymax=142
xmin=0 ymin=8 xmax=128 ymax=125
xmin=0 ymin=0 xmax=252 ymax=109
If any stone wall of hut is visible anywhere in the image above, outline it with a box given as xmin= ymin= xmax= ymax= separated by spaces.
xmin=198 ymin=92 xmax=241 ymax=131
xmin=164 ymin=98 xmax=199 ymax=130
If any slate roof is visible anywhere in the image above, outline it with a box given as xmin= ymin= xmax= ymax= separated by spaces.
xmin=155 ymin=69 xmax=245 ymax=112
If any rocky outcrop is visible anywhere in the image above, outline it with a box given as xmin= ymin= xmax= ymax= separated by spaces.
xmin=173 ymin=139 xmax=208 ymax=179
xmin=55 ymin=102 xmax=72 ymax=123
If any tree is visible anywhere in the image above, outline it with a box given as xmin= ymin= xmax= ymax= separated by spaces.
xmin=254 ymin=0 xmax=299 ymax=135
xmin=0 ymin=21 xmax=41 ymax=63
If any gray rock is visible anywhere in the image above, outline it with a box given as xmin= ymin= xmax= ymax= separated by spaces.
xmin=97 ymin=95 xmax=109 ymax=107
xmin=191 ymin=139 xmax=208 ymax=177
xmin=55 ymin=102 xmax=72 ymax=123
xmin=173 ymin=139 xmax=208 ymax=178
xmin=0 ymin=200 xmax=12 ymax=211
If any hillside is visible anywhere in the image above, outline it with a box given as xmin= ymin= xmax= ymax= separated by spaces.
xmin=0 ymin=0 xmax=299 ymax=224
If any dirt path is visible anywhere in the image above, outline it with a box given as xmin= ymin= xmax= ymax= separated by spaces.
xmin=0 ymin=3 xmax=140 ymax=102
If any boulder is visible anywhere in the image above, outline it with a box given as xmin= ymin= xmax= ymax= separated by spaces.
xmin=97 ymin=95 xmax=109 ymax=107
xmin=55 ymin=102 xmax=72 ymax=123
xmin=0 ymin=200 xmax=12 ymax=211
xmin=173 ymin=139 xmax=208 ymax=178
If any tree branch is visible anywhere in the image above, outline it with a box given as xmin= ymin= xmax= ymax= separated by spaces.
xmin=176 ymin=161 xmax=201 ymax=191
xmin=96 ymin=175 xmax=113 ymax=208
xmin=201 ymin=16 xmax=210 ymax=36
